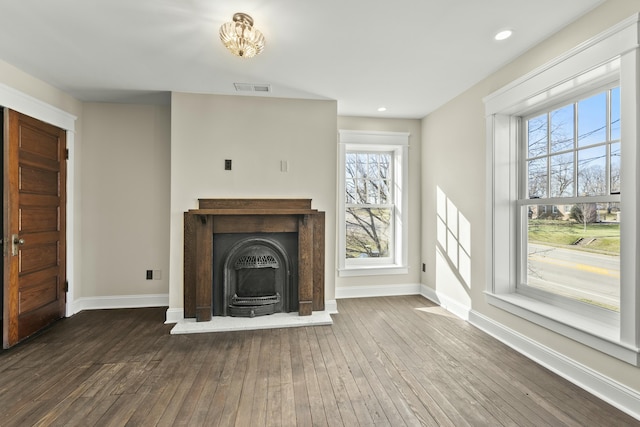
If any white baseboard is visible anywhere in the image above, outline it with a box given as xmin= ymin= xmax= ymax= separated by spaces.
xmin=165 ymin=307 xmax=184 ymax=324
xmin=470 ymin=310 xmax=640 ymax=422
xmin=165 ymin=299 xmax=339 ymax=324
xmin=325 ymin=299 xmax=338 ymax=314
xmin=419 ymin=284 xmax=471 ymax=321
xmin=71 ymin=294 xmax=169 ymax=315
xmin=335 ymin=283 xmax=421 ymax=299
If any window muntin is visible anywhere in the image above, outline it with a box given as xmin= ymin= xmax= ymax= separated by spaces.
xmin=520 ymin=86 xmax=621 ymax=311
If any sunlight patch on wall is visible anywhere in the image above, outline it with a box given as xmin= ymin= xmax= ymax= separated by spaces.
xmin=436 ymin=186 xmax=472 ymax=288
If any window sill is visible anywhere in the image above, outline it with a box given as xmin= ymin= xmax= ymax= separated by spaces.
xmin=338 ymin=265 xmax=409 ymax=277
xmin=486 ymin=291 xmax=640 ymax=366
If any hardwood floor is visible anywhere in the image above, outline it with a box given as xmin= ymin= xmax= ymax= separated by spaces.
xmin=0 ymin=295 xmax=637 ymax=426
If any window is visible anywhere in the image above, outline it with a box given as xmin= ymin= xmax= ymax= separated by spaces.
xmin=345 ymin=151 xmax=393 ymax=261
xmin=520 ymin=86 xmax=621 ymax=312
xmin=484 ymin=15 xmax=639 ymax=365
xmin=338 ymin=130 xmax=408 ymax=276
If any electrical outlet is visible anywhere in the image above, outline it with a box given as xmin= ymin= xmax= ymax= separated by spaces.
xmin=422 ymin=263 xmax=426 ymax=272
xmin=153 ymin=270 xmax=162 ymax=280
xmin=225 ymin=159 xmax=232 ymax=170
xmin=146 ymin=270 xmax=153 ymax=280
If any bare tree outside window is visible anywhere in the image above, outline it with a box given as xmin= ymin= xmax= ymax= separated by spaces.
xmin=550 ymin=104 xmax=574 ymax=152
xmin=345 ymin=152 xmax=393 ymax=259
xmin=570 ymin=203 xmax=598 ymax=231
xmin=577 ymin=145 xmax=607 ymax=196
xmin=611 ymin=142 xmax=621 ymax=193
xmin=527 ymin=114 xmax=548 ymax=158
xmin=550 ymin=152 xmax=574 ymax=197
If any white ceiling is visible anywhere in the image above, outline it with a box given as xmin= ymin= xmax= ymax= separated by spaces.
xmin=0 ymin=0 xmax=604 ymax=118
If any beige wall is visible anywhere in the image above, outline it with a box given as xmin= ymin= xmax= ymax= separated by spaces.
xmin=422 ymin=0 xmax=640 ymax=392
xmin=169 ymin=93 xmax=338 ymax=309
xmin=337 ymin=116 xmax=422 ymax=289
xmin=81 ymin=103 xmax=171 ymax=297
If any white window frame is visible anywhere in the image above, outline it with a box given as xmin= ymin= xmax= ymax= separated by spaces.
xmin=338 ymin=130 xmax=409 ymax=277
xmin=484 ymin=14 xmax=640 ymax=365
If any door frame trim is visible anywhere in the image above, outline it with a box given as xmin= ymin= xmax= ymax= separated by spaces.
xmin=0 ymin=82 xmax=76 ymax=316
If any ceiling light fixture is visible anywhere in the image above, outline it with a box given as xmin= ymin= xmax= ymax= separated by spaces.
xmin=219 ymin=13 xmax=265 ymax=58
xmin=377 ymin=107 xmax=387 ymax=112
xmin=494 ymin=29 xmax=513 ymax=41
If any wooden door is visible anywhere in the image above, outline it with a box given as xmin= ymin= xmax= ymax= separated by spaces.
xmin=3 ymin=109 xmax=66 ymax=348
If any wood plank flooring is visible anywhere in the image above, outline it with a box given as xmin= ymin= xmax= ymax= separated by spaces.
xmin=0 ymin=295 xmax=637 ymax=426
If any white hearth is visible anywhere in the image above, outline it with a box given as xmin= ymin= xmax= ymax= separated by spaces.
xmin=170 ymin=310 xmax=333 ymax=334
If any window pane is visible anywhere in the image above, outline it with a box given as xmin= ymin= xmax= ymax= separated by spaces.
xmin=380 ymin=180 xmax=390 ymax=203
xmin=378 ymin=154 xmax=392 ymax=202
xmin=578 ymin=92 xmax=607 ymax=147
xmin=356 ymin=154 xmax=367 ymax=179
xmin=528 ymin=157 xmax=547 ymax=198
xmin=353 ymin=179 xmax=366 ymax=203
xmin=611 ymin=87 xmax=620 ymax=141
xmin=347 ymin=152 xmax=392 ymax=205
xmin=550 ymin=105 xmax=574 ymax=153
xmin=526 ymin=204 xmax=619 ymax=311
xmin=367 ymin=181 xmax=380 ymax=204
xmin=346 ymin=153 xmax=357 ymax=179
xmin=345 ymin=207 xmax=391 ymax=258
xmin=380 ymin=153 xmax=390 ymax=177
xmin=611 ymin=142 xmax=620 ymax=194
xmin=550 ymin=152 xmax=574 ymax=197
xmin=368 ymin=153 xmax=380 ymax=179
xmin=577 ymin=146 xmax=606 ymax=196
xmin=346 ymin=179 xmax=356 ymax=203
xmin=528 ymin=114 xmax=548 ymax=158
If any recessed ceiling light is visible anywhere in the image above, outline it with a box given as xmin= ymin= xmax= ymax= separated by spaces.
xmin=494 ymin=29 xmax=513 ymax=41
xmin=377 ymin=107 xmax=387 ymax=112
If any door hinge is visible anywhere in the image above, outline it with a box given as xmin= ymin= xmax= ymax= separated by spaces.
xmin=64 ymin=281 xmax=69 ymax=292
xmin=65 ymin=148 xmax=69 ymax=160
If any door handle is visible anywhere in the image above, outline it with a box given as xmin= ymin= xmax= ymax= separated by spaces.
xmin=11 ymin=234 xmax=24 ymax=256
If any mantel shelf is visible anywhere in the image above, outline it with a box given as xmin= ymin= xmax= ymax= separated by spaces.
xmin=188 ymin=208 xmax=319 ymax=216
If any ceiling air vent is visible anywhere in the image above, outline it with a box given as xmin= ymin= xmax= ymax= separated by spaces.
xmin=234 ymin=83 xmax=271 ymax=93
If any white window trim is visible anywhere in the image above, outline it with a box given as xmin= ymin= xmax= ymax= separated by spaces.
xmin=338 ymin=130 xmax=409 ymax=277
xmin=484 ymin=14 xmax=640 ymax=365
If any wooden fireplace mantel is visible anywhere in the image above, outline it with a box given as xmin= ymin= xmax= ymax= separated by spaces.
xmin=183 ymin=199 xmax=325 ymax=322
